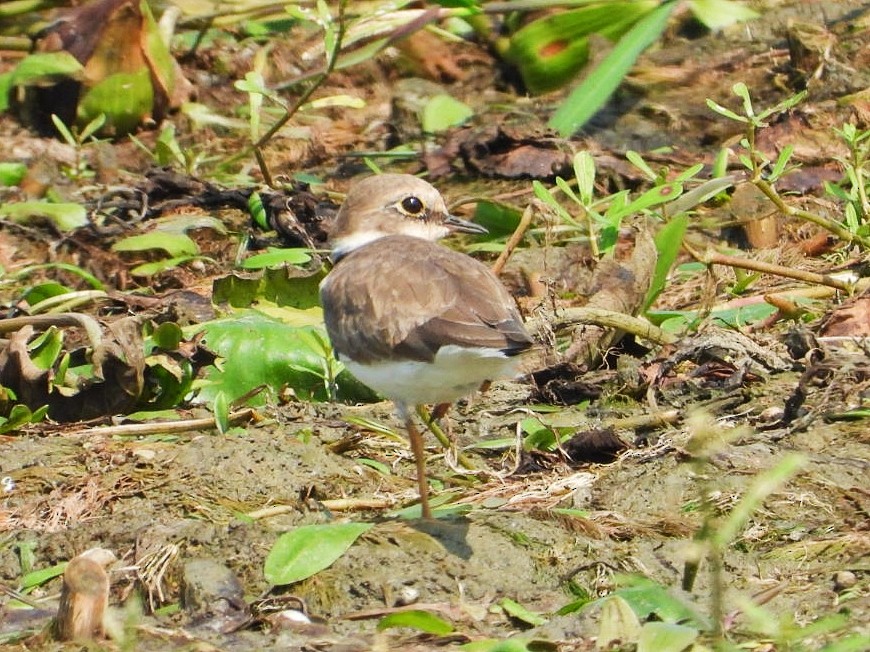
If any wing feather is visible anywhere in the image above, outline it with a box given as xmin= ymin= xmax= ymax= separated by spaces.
xmin=320 ymin=236 xmax=533 ymax=364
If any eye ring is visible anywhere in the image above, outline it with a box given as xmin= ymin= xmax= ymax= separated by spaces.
xmin=400 ymin=195 xmax=425 ymax=216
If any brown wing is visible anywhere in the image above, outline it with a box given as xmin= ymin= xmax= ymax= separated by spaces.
xmin=320 ymin=236 xmax=532 ymax=364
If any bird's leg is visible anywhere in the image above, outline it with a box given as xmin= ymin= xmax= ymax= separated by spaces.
xmin=416 ymin=403 xmax=475 ymax=471
xmin=403 ymin=413 xmax=432 ymax=519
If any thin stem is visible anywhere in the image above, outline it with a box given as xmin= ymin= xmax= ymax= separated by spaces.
xmin=701 ymin=250 xmax=853 ymax=292
xmin=236 ymin=2 xmax=348 ymax=184
xmin=753 ymin=178 xmax=870 ymax=249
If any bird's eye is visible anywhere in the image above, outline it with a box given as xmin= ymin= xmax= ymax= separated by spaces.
xmin=400 ymin=196 xmax=425 ymax=215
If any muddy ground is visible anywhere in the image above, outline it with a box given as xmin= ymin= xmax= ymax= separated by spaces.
xmin=1 ymin=0 xmax=869 ymax=650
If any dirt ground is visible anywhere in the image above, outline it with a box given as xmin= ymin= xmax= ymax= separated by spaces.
xmin=1 ymin=0 xmax=869 ymax=650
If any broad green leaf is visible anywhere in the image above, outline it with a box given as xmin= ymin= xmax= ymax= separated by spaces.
xmin=499 ymin=598 xmax=548 ymax=627
xmin=507 ymin=2 xmax=657 ymax=94
xmin=195 ymin=310 xmax=374 ymax=404
xmin=28 ymin=327 xmax=63 ymax=370
xmin=687 ymin=0 xmax=758 ymax=31
xmin=152 ymin=213 xmax=227 ymax=235
xmin=643 ymin=213 xmax=688 ymax=312
xmin=471 ymin=200 xmax=522 ymax=238
xmin=212 ymin=267 xmax=325 ymax=310
xmin=77 ymin=69 xmax=154 ymax=135
xmin=112 ymin=232 xmax=199 ymax=257
xmin=0 ymin=162 xmax=27 ymax=186
xmin=0 ymin=201 xmax=88 ymax=231
xmin=9 ymin=51 xmax=83 ymax=86
xmin=151 ymin=322 xmax=183 ymax=351
xmin=377 ymin=609 xmax=454 ymax=634
xmin=264 ymin=522 xmax=373 ymax=585
xmin=550 ymin=1 xmax=676 ymax=135
xmin=0 ymin=404 xmax=40 ymax=434
xmin=241 ymin=248 xmax=313 ymax=269
xmin=605 ymin=575 xmax=707 ymax=627
xmin=22 ymin=282 xmax=71 ymax=307
xmin=421 ymin=94 xmax=473 ymax=133
xmin=460 ymin=640 xmax=534 ymax=652
xmin=637 ymin=622 xmax=699 ymax=652
xmin=130 ymin=256 xmax=201 ymax=277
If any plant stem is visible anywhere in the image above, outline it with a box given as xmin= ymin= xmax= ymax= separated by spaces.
xmin=236 ymin=2 xmax=348 ymax=185
xmin=753 ymin=178 xmax=870 ymax=249
xmin=701 ymin=250 xmax=853 ymax=291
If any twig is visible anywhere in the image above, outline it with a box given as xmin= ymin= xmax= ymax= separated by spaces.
xmin=65 ymin=409 xmax=257 ymax=438
xmin=491 ymin=204 xmax=534 ymax=276
xmin=0 ymin=313 xmax=104 ymax=349
xmin=754 ymin=178 xmax=870 ymax=249
xmin=529 ymin=307 xmax=678 ymax=346
xmin=701 ymin=250 xmax=853 ymax=292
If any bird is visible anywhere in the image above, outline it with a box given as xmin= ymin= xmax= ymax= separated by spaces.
xmin=319 ymin=174 xmax=534 ymax=518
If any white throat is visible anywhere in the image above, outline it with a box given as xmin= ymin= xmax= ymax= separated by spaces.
xmin=331 ymin=222 xmax=451 ymax=257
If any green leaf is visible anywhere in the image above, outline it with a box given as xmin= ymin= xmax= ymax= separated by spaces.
xmin=151 ymin=322 xmax=183 ymax=351
xmin=472 ymin=200 xmax=523 ymax=237
xmin=643 ymin=213 xmax=688 ymax=312
xmin=22 ymin=282 xmax=71 ymax=307
xmin=28 ymin=326 xmax=63 ymax=370
xmin=713 ymin=453 xmax=805 ymax=547
xmin=549 ymin=1 xmax=676 ymax=135
xmin=241 ymin=248 xmax=313 ymax=269
xmin=20 ymin=562 xmax=67 ymax=590
xmin=9 ymin=52 xmax=83 ymax=87
xmin=598 ymin=595 xmax=642 ymax=648
xmin=0 ymin=404 xmax=40 ymax=434
xmin=248 ymin=191 xmax=269 ymax=229
xmin=460 ymin=640 xmax=534 ymax=652
xmin=705 ymin=97 xmax=749 ymax=123
xmin=213 ymin=391 xmax=230 ymax=435
xmin=574 ymin=151 xmax=596 ymax=205
xmin=637 ymin=622 xmax=699 ymax=652
xmin=0 ymin=201 xmax=88 ymax=231
xmin=606 ymin=575 xmax=707 ymax=627
xmin=264 ymin=522 xmax=373 ymax=585
xmin=499 ymin=597 xmax=548 ymax=627
xmin=195 ymin=310 xmax=374 ymax=404
xmin=507 ymin=2 xmax=657 ymax=94
xmin=130 ymin=256 xmax=201 ymax=277
xmin=609 ymin=183 xmax=683 ymax=220
xmin=687 ymin=0 xmax=758 ymax=31
xmin=377 ymin=609 xmax=454 ymax=634
xmin=77 ymin=69 xmax=154 ymax=135
xmin=626 ymin=150 xmax=657 ymax=181
xmin=112 ymin=232 xmax=199 ymax=257
xmin=0 ymin=162 xmax=27 ymax=186
xmin=421 ymin=94 xmax=473 ymax=133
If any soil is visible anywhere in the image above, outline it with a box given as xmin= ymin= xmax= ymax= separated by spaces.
xmin=0 ymin=1 xmax=868 ymax=650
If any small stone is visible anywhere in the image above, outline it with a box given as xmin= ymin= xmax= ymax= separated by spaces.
xmin=394 ymin=586 xmax=420 ymax=607
xmin=133 ymin=448 xmax=157 ymax=461
xmin=833 ymin=570 xmax=857 ymax=592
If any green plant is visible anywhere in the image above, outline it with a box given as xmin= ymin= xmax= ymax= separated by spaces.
xmin=51 ymin=113 xmax=106 ymax=181
xmin=827 ymin=123 xmax=870 ymax=238
xmin=707 ymin=83 xmax=870 ymax=250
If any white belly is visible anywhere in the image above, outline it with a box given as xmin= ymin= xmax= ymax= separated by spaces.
xmin=342 ymin=345 xmax=520 ymax=406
